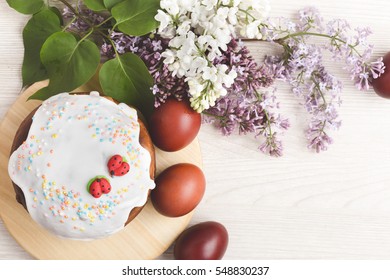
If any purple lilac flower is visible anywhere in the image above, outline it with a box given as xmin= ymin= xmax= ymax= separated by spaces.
xmin=304 ymin=68 xmax=342 ymax=152
xmin=100 ymin=32 xmax=189 ymax=107
xmin=62 ymin=5 xmax=105 ymax=32
xmin=322 ymin=17 xmax=385 ymax=90
xmin=204 ymin=39 xmax=290 ymax=157
xmin=298 ymin=6 xmax=324 ymax=31
xmin=259 ymin=135 xmax=284 ymax=157
xmin=262 ymin=7 xmax=383 ymax=152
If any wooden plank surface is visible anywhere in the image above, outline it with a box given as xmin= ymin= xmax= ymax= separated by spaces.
xmin=1 ymin=0 xmax=390 ymax=260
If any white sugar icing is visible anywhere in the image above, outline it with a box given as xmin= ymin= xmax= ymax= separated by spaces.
xmin=8 ymin=93 xmax=155 ymax=240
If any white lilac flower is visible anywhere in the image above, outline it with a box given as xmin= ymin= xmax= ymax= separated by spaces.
xmin=176 ymin=20 xmax=191 ymax=35
xmin=155 ymin=10 xmax=171 ymax=32
xmin=155 ymin=0 xmax=270 ymax=112
xmin=237 ymin=0 xmax=271 ymax=37
xmin=243 ymin=20 xmax=263 ymax=39
xmin=188 ymin=65 xmax=237 ymax=112
xmin=202 ymin=0 xmax=219 ymax=11
xmin=239 ymin=0 xmax=271 ymax=18
xmin=228 ymin=7 xmax=239 ymax=25
xmin=202 ymin=66 xmax=218 ymax=82
xmin=160 ymin=0 xmax=180 ymax=15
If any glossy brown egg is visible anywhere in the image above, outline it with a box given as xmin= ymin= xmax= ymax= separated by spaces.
xmin=372 ymin=52 xmax=390 ymax=98
xmin=149 ymin=98 xmax=201 ymax=152
xmin=151 ymin=163 xmax=205 ymax=217
xmin=174 ymin=221 xmax=229 ymax=260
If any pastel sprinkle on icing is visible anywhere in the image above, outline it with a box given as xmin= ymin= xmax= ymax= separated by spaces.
xmin=8 ymin=92 xmax=155 ymax=240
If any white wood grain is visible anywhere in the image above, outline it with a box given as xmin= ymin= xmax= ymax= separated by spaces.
xmin=1 ymin=0 xmax=390 ymax=260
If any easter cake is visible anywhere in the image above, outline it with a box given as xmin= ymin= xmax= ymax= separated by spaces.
xmin=7 ymin=92 xmax=156 ymax=240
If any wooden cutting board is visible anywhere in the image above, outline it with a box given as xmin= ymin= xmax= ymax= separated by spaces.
xmin=0 ymin=81 xmax=202 ymax=259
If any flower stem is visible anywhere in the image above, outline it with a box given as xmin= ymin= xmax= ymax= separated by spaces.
xmin=67 ymin=27 xmax=95 ymax=60
xmin=311 ymin=77 xmax=327 ymax=105
xmin=276 ymin=31 xmax=361 ymax=57
xmin=309 ymin=77 xmax=329 ymax=138
xmin=95 ymin=16 xmax=113 ymax=28
xmin=106 ymin=36 xmax=120 ymax=57
xmin=62 ymin=17 xmax=76 ymax=32
xmin=254 ymin=90 xmax=273 ymax=139
xmin=57 ymin=0 xmax=95 ymax=28
xmin=238 ymin=8 xmax=257 ymax=21
xmin=57 ymin=0 xmax=77 ymax=15
xmin=79 ymin=27 xmax=95 ymax=44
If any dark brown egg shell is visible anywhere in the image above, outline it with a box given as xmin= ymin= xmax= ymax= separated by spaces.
xmin=174 ymin=221 xmax=229 ymax=260
xmin=151 ymin=163 xmax=205 ymax=217
xmin=149 ymin=98 xmax=201 ymax=152
xmin=372 ymin=52 xmax=390 ymax=98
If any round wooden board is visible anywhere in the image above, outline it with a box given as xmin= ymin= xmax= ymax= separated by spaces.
xmin=0 ymin=81 xmax=202 ymax=260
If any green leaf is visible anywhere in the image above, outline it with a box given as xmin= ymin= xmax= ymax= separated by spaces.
xmin=30 ymin=32 xmax=100 ymax=101
xmin=104 ymin=0 xmax=124 ymax=9
xmin=22 ymin=8 xmax=62 ymax=86
xmin=49 ymin=6 xmax=64 ymax=25
xmin=84 ymin=0 xmax=106 ymax=11
xmin=99 ymin=53 xmax=154 ymax=117
xmin=112 ymin=0 xmax=160 ymax=36
xmin=6 ymin=0 xmax=44 ymax=14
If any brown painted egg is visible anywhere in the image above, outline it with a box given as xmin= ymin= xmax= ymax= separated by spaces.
xmin=149 ymin=98 xmax=201 ymax=152
xmin=372 ymin=52 xmax=390 ymax=98
xmin=151 ymin=163 xmax=205 ymax=217
xmin=174 ymin=221 xmax=229 ymax=260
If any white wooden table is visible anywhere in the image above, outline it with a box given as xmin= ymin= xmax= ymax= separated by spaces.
xmin=1 ymin=0 xmax=390 ymax=260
